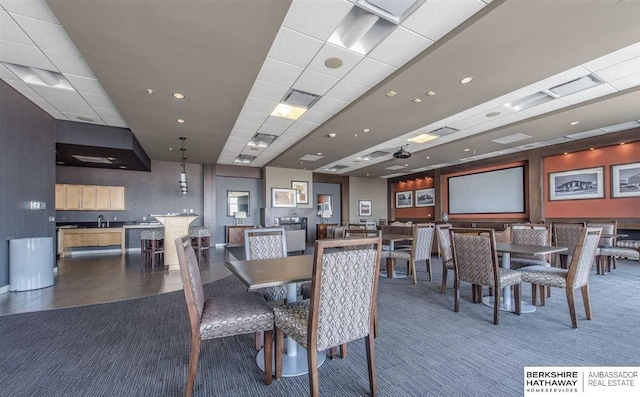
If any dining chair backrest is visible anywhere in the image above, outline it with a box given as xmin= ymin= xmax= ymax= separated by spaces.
xmin=553 ymin=223 xmax=586 ymax=257
xmin=344 ymin=229 xmax=381 ymax=238
xmin=244 ymin=227 xmax=287 ymax=260
xmin=567 ymin=227 xmax=602 ymax=289
xmin=450 ymin=228 xmax=499 ymax=288
xmin=412 ymin=223 xmax=435 ymax=262
xmin=585 ymin=221 xmax=616 ymax=247
xmin=176 ymin=236 xmax=205 ymax=335
xmin=436 ymin=224 xmax=452 ymax=263
xmin=308 ymin=237 xmax=383 ymax=352
xmin=511 ymin=226 xmax=551 ymax=260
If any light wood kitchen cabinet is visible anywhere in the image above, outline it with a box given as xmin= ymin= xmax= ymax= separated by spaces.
xmin=56 ymin=184 xmax=126 ymax=210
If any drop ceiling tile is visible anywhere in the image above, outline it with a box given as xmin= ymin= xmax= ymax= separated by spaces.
xmin=80 ymin=92 xmax=115 ymax=109
xmin=402 ymin=0 xmax=485 ymax=42
xmin=0 ymin=10 xmax=33 ymax=45
xmin=257 ymin=124 xmax=287 ymax=136
xmin=531 ymin=66 xmax=590 ymax=91
xmin=447 ymin=116 xmax=484 ymax=130
xmin=458 ymin=122 xmax=498 ymax=135
xmin=267 ymin=27 xmax=324 ymax=68
xmin=325 ymin=79 xmax=369 ymax=102
xmin=490 ymin=111 xmax=529 ymax=127
xmin=299 ymin=109 xmax=331 ymax=124
xmin=493 ymin=86 xmax=540 ymax=106
xmin=42 ymin=50 xmax=95 ymax=78
xmin=0 ymin=39 xmax=56 ymax=71
xmin=583 ymin=41 xmax=640 ymax=72
xmin=32 ymin=86 xmax=94 ymax=114
xmin=103 ymin=119 xmax=129 ymax=128
xmin=461 ymin=101 xmax=501 ymax=117
xmin=233 ymin=120 xmax=262 ymax=133
xmin=292 ymin=69 xmax=339 ymax=96
xmin=4 ymin=78 xmax=39 ymax=97
xmin=473 ymin=105 xmax=517 ymax=122
xmin=1 ymin=0 xmax=59 ymax=23
xmin=241 ymin=97 xmax=278 ymax=114
xmin=282 ymin=0 xmax=353 ymax=41
xmin=92 ymin=106 xmax=122 ymax=119
xmin=307 ymin=43 xmax=363 ymax=79
xmin=63 ymin=74 xmax=106 ymax=95
xmin=237 ymin=110 xmax=269 ymax=125
xmin=312 ymin=96 xmax=347 ymax=114
xmin=521 ymin=99 xmax=569 ymax=116
xmin=343 ymin=57 xmax=396 ymax=87
xmin=11 ymin=15 xmax=80 ymax=56
xmin=0 ymin=63 xmax=19 ymax=80
xmin=368 ymin=27 xmax=434 ymax=68
xmin=289 ymin=120 xmax=320 ymax=134
xmin=241 ymin=147 xmax=265 ymax=156
xmin=63 ymin=112 xmax=105 ymax=125
xmin=248 ymin=80 xmax=289 ymax=103
xmin=263 ymin=115 xmax=296 ymax=129
xmin=593 ymin=55 xmax=640 ymax=82
xmin=256 ymin=58 xmax=304 ymax=87
xmin=561 ymin=83 xmax=617 ymax=105
xmin=609 ymin=72 xmax=640 ymax=91
xmin=44 ymin=109 xmax=67 ymax=119
xmin=25 ymin=95 xmax=55 ymax=111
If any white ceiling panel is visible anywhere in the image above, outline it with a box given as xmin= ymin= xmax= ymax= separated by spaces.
xmin=0 ymin=39 xmax=56 ymax=71
xmin=461 ymin=100 xmax=501 ymax=117
xmin=292 ymin=69 xmax=340 ymax=96
xmin=0 ymin=62 xmax=18 ymax=80
xmin=44 ymin=109 xmax=67 ymax=119
xmin=560 ymin=83 xmax=617 ymax=105
xmin=299 ymin=109 xmax=331 ymax=124
xmin=493 ymin=85 xmax=539 ymax=106
xmin=288 ymin=120 xmax=320 ymax=134
xmin=233 ymin=120 xmax=262 ymax=133
xmin=247 ymin=80 xmax=289 ymax=103
xmin=31 ymin=87 xmax=94 ymax=114
xmin=256 ymin=58 xmax=304 ymax=87
xmin=63 ymin=74 xmax=105 ymax=95
xmin=42 ymin=49 xmax=95 ymax=78
xmin=520 ymin=99 xmax=570 ymax=117
xmin=583 ymin=41 xmax=640 ymax=72
xmin=25 ymin=95 xmax=55 ymax=111
xmin=80 ymin=92 xmax=114 ymax=109
xmin=63 ymin=112 xmax=105 ymax=125
xmin=262 ymin=115 xmax=296 ymax=129
xmin=241 ymin=147 xmax=265 ymax=156
xmin=489 ymin=111 xmax=529 ymax=127
xmin=609 ymin=72 xmax=640 ymax=91
xmin=593 ymin=55 xmax=640 ymax=82
xmin=0 ymin=10 xmax=33 ymax=45
xmin=257 ymin=123 xmax=288 ymax=136
xmin=0 ymin=0 xmax=59 ymax=23
xmin=237 ymin=110 xmax=269 ymax=125
xmin=531 ymin=66 xmax=590 ymax=91
xmin=325 ymin=79 xmax=369 ymax=102
xmin=4 ymin=78 xmax=39 ymax=97
xmin=459 ymin=122 xmax=498 ymax=135
xmin=266 ymin=27 xmax=324 ymax=68
xmin=11 ymin=14 xmax=80 ymax=55
xmin=241 ymin=97 xmax=278 ymax=114
xmin=402 ymin=0 xmax=485 ymax=42
xmin=343 ymin=56 xmax=396 ymax=87
xmin=447 ymin=116 xmax=484 ymax=130
xmin=312 ymin=96 xmax=347 ymax=114
xmin=92 ymin=106 xmax=121 ymax=119
xmin=306 ymin=43 xmax=363 ymax=79
xmin=368 ymin=27 xmax=434 ymax=68
xmin=282 ymin=0 xmax=353 ymax=41
xmin=473 ymin=105 xmax=517 ymax=122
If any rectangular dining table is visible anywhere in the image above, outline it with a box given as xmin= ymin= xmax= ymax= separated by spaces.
xmin=486 ymin=243 xmax=568 ymax=313
xmin=225 ymin=255 xmax=325 ymax=377
xmin=380 ymin=233 xmax=414 ymax=278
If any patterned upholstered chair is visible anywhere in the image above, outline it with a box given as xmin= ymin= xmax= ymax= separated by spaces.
xmin=380 ymin=223 xmax=435 ymax=285
xmin=509 ymin=226 xmax=552 ymax=270
xmin=587 ymin=221 xmax=639 ymax=273
xmin=450 ymin=228 xmax=522 ymax=325
xmin=274 ymin=237 xmax=383 ymax=397
xmin=188 ymin=226 xmax=210 ymax=263
xmin=244 ymin=227 xmax=290 ymax=302
xmin=141 ymin=229 xmax=164 ymax=268
xmin=175 ymin=236 xmax=274 ymax=397
xmin=436 ymin=224 xmax=454 ymax=294
xmin=516 ymin=227 xmax=601 ymax=328
xmin=552 ymin=222 xmax=586 ymax=268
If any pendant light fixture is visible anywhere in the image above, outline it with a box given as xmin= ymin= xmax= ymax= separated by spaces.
xmin=179 ymin=137 xmax=188 ymax=194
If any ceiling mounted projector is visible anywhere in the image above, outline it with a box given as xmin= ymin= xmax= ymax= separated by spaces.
xmin=393 ymin=146 xmax=411 ymax=159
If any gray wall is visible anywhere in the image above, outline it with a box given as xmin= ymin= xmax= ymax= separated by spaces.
xmin=214 ymin=176 xmax=263 ymax=244
xmin=56 ymin=160 xmax=203 ymax=248
xmin=0 ymin=81 xmax=56 ymax=287
xmin=313 ymin=182 xmax=341 ymax=225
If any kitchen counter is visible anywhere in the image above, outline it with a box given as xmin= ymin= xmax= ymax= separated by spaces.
xmin=58 ymin=227 xmax=124 ymax=257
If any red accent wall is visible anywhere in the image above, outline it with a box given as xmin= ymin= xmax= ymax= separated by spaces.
xmin=544 ymin=142 xmax=640 ymax=219
xmin=391 ymin=177 xmax=435 ymax=219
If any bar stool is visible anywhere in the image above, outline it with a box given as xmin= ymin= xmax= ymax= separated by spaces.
xmin=141 ymin=229 xmax=164 ymax=269
xmin=188 ymin=226 xmax=211 ymax=262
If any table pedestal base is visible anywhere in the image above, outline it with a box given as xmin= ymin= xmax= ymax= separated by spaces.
xmin=256 ymin=343 xmax=326 ymax=377
xmin=482 ymin=296 xmax=536 ymax=313
xmin=379 ymin=270 xmax=408 ymax=279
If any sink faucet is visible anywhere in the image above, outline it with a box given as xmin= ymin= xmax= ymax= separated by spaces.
xmin=97 ymin=214 xmax=105 ymax=228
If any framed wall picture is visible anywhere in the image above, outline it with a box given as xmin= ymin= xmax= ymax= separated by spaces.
xmin=226 ymin=190 xmax=250 ymax=217
xmin=291 ymin=180 xmax=309 ymax=204
xmin=415 ymin=188 xmax=435 ymax=207
xmin=271 ymin=187 xmax=297 ymax=208
xmin=611 ymin=162 xmax=640 ymax=198
xmin=395 ymin=191 xmax=413 ymax=208
xmin=358 ymin=200 xmax=372 ymax=217
xmin=317 ymin=194 xmax=332 ymax=216
xmin=548 ymin=167 xmax=604 ymax=201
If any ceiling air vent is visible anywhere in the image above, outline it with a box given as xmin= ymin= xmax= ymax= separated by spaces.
xmin=548 ymin=74 xmax=603 ymax=97
xmin=428 ymin=126 xmax=459 ymax=137
xmin=492 ymin=133 xmax=532 ymax=145
xmin=247 ymin=133 xmax=278 ymax=148
xmin=600 ymin=120 xmax=640 ymax=133
xmin=505 ymin=91 xmax=554 ymax=111
xmin=356 ymin=0 xmax=426 ymax=24
xmin=325 ymin=165 xmax=349 ymax=172
xmin=233 ymin=155 xmax=256 ymax=164
xmin=300 ymin=154 xmax=324 ymax=161
xmin=541 ymin=137 xmax=573 ymax=146
xmin=282 ymin=89 xmax=321 ymax=109
xmin=368 ymin=150 xmax=391 ymax=158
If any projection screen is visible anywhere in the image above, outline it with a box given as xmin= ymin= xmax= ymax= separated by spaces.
xmin=448 ymin=166 xmax=525 ymax=214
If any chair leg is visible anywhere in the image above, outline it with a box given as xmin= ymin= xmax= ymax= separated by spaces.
xmin=365 ymin=334 xmax=378 ymax=397
xmin=581 ymin=285 xmax=592 ymax=321
xmin=531 ymin=283 xmax=537 ymax=306
xmin=386 ymin=258 xmax=393 ymax=278
xmin=426 ymin=258 xmax=432 ymax=282
xmin=440 ymin=263 xmax=448 ymax=294
xmin=612 ymin=257 xmax=617 ymax=270
xmin=547 ymin=286 xmax=551 ymax=298
xmin=514 ymin=284 xmax=521 ymax=315
xmin=493 ymin=286 xmax=500 ymax=325
xmin=328 ymin=347 xmax=337 ymax=359
xmin=471 ymin=284 xmax=477 ymax=303
xmin=454 ymin=278 xmax=460 ymax=313
xmin=308 ymin=347 xmax=320 ymax=397
xmin=339 ymin=344 xmax=347 ymax=358
xmin=255 ymin=331 xmax=262 ymax=351
xmin=411 ymin=259 xmax=417 ymax=285
xmin=185 ymin=335 xmax=201 ymax=397
xmin=373 ymin=309 xmax=378 ymax=339
xmin=540 ymin=286 xmax=546 ymax=306
xmin=275 ymin=327 xmax=283 ymax=380
xmin=263 ymin=329 xmax=273 ymax=385
xmin=151 ymin=240 xmax=157 ymax=269
xmin=567 ymin=288 xmax=578 ymax=328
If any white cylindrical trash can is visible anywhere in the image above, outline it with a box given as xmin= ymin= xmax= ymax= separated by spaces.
xmin=9 ymin=237 xmax=54 ymax=292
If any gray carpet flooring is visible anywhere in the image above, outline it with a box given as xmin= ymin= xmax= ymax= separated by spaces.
xmin=1 ymin=257 xmax=639 ymax=397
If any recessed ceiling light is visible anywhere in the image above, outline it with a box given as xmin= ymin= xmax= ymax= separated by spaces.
xmin=146 ymin=88 xmax=153 ymax=94
xmin=106 ymin=157 xmax=116 ymax=161
xmin=486 ymin=111 xmax=501 ymax=117
xmin=328 ymin=133 xmax=336 ymax=138
xmin=426 ymin=91 xmax=435 ymax=96
xmin=464 ymin=148 xmax=470 ymax=152
xmin=620 ymin=142 xmax=626 ymax=145
xmin=169 ymin=148 xmax=173 ymax=151
xmin=425 ymin=156 xmax=430 ymax=159
xmin=570 ymin=121 xmax=580 ymax=125
xmin=385 ymin=91 xmax=397 ymax=97
xmin=119 ymin=165 xmax=127 ymax=169
xmin=366 ymin=174 xmax=370 ymax=176
xmin=324 ymin=57 xmax=343 ymax=69
xmin=363 ymin=128 xmax=370 ymax=133
xmin=412 ymin=98 xmax=422 ymax=103
xmin=404 ymin=164 xmax=409 ymax=167
xmin=564 ymin=152 xmax=568 ymax=155
xmin=408 ymin=133 xmax=438 ymax=144
xmin=56 ymin=161 xmax=64 ymax=165
xmin=177 ymin=119 xmax=185 ymax=124
xmin=173 ymin=92 xmax=185 ymax=99
xmin=271 ymin=103 xmax=307 ymax=120
xmin=354 ymin=133 xmax=358 ymax=137
xmin=590 ymin=148 xmax=594 ymax=151
xmin=77 ymin=116 xmax=94 ymax=122
xmin=460 ymin=76 xmax=474 ymax=84
xmin=317 ymin=152 xmax=322 ymax=156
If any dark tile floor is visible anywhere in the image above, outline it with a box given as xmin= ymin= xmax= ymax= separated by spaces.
xmin=0 ymin=246 xmax=237 ymax=316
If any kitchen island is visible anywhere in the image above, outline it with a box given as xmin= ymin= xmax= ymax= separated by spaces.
xmin=58 ymin=227 xmax=124 ymax=257
xmin=152 ymin=214 xmax=198 ymax=269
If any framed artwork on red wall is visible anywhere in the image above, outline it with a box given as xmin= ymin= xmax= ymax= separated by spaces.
xmin=611 ymin=162 xmax=640 ymax=198
xmin=548 ymin=167 xmax=604 ymax=201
